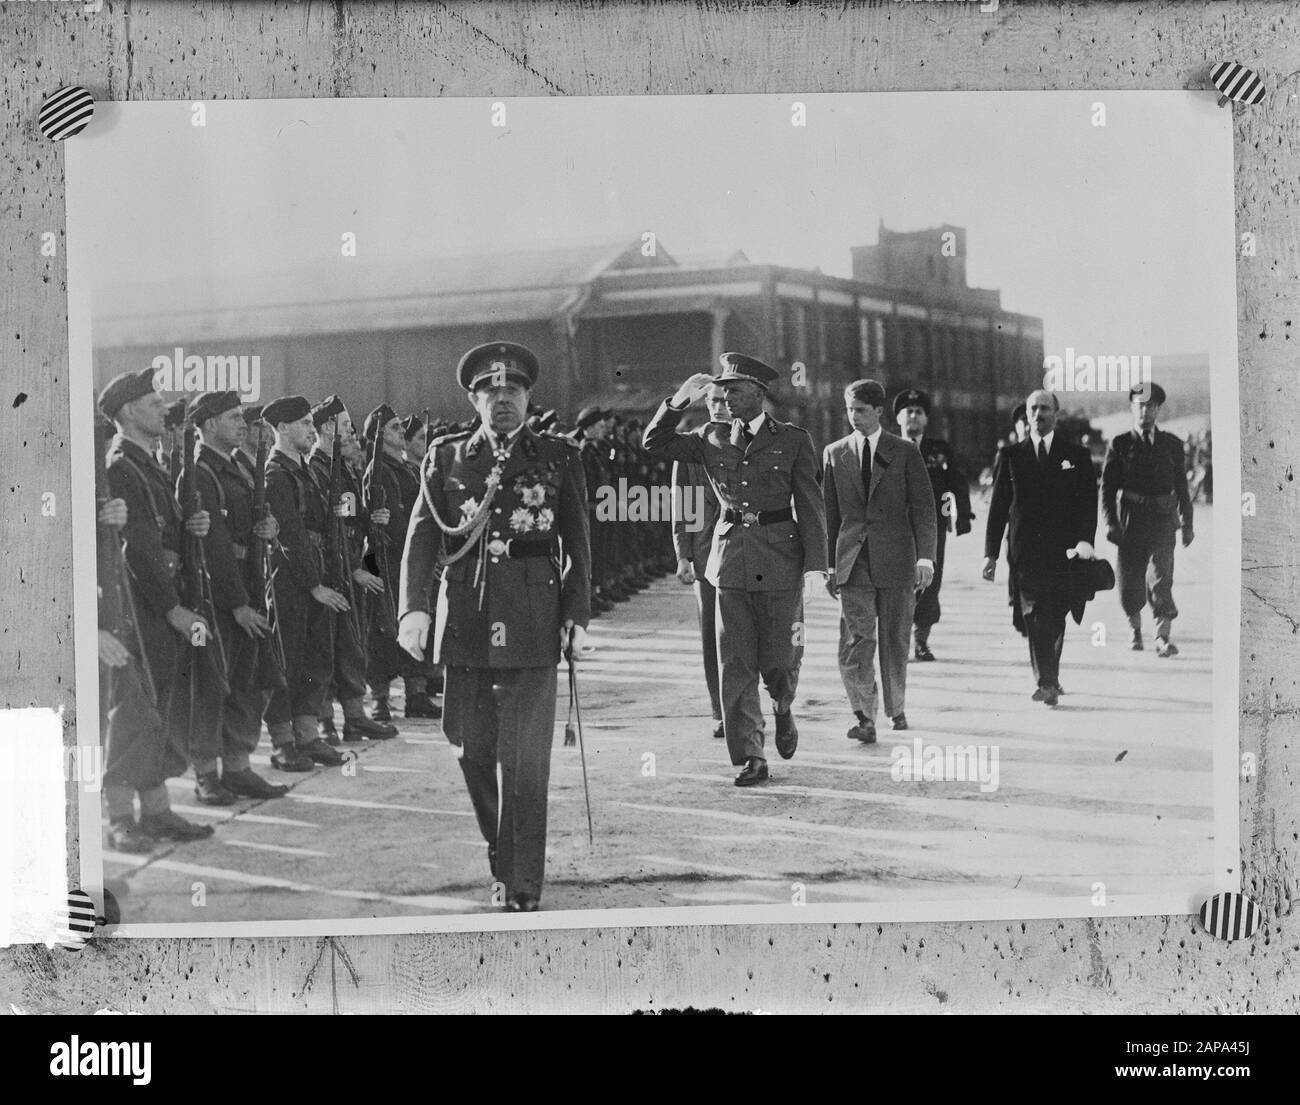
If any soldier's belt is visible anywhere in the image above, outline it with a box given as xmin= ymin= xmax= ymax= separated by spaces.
xmin=723 ymin=506 xmax=794 ymax=526
xmin=231 ymin=543 xmax=248 ymax=561
xmin=484 ymin=538 xmax=554 ymax=559
xmin=1121 ymin=490 xmax=1176 ymax=505
xmin=161 ymin=548 xmax=180 ymax=578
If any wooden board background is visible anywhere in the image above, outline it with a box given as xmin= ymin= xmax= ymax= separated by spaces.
xmin=2 ymin=0 xmax=1297 ymax=1013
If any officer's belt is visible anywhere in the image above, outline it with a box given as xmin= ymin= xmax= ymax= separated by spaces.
xmin=723 ymin=506 xmax=793 ymax=526
xmin=1120 ymin=490 xmax=1176 ymax=505
xmin=484 ymin=538 xmax=553 ymax=559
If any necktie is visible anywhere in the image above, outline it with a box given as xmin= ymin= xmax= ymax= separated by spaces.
xmin=1037 ymin=439 xmax=1048 ymax=465
xmin=861 ymin=436 xmax=873 ymax=497
xmin=1145 ymin=431 xmax=1154 ymax=447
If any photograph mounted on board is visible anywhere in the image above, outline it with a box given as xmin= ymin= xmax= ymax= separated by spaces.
xmin=64 ymin=91 xmax=1240 ymax=936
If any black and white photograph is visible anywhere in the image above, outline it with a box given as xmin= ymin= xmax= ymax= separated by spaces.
xmin=65 ymin=90 xmax=1240 ymax=936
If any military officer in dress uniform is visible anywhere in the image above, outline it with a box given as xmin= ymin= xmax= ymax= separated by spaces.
xmin=644 ymin=353 xmax=827 ymax=787
xmin=188 ymin=390 xmax=288 ymax=802
xmin=1101 ymin=382 xmax=1194 ymax=656
xmin=894 ymin=388 xmax=973 ymax=661
xmin=398 ymin=341 xmax=592 ymax=913
xmin=99 ymin=369 xmax=216 ymax=850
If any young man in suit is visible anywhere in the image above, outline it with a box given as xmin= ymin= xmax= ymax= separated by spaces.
xmin=823 ymin=380 xmax=937 ymax=744
xmin=983 ymin=389 xmax=1099 ymax=707
xmin=644 ymin=353 xmax=827 ymax=787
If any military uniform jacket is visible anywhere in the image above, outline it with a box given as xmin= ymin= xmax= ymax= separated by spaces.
xmin=643 ymin=399 xmax=827 ymax=591
xmin=670 ymin=459 xmax=722 ymax=576
xmin=363 ymin=450 xmax=419 ymax=564
xmin=265 ymin=449 xmax=327 ymax=594
xmin=1100 ymin=428 xmax=1193 ymax=535
xmin=399 ymin=423 xmax=592 ymax=668
xmin=308 ymin=449 xmax=368 ymax=570
xmin=578 ymin=439 xmax=609 ymax=506
xmin=984 ymin=435 xmax=1098 ymax=577
xmin=106 ymin=436 xmax=184 ymax=618
xmin=193 ymin=443 xmax=257 ymax=613
xmin=917 ymin=437 xmax=972 ymax=536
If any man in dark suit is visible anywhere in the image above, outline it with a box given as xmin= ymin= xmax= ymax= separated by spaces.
xmin=983 ymin=389 xmax=1099 ymax=707
xmin=894 ymin=388 xmax=972 ymax=662
xmin=1101 ymin=382 xmax=1194 ymax=656
xmin=644 ymin=353 xmax=827 ymax=787
xmin=398 ymin=341 xmax=591 ymax=913
xmin=669 ymin=383 xmax=728 ymax=739
xmin=824 ymin=380 xmax=937 ymax=743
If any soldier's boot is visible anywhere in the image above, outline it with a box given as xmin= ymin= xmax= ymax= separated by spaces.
xmin=319 ymin=714 xmax=341 ymax=746
xmin=372 ymin=695 xmax=393 ymax=722
xmin=403 ymin=676 xmax=442 ymax=720
xmin=1128 ymin=613 xmax=1144 ymax=651
xmin=268 ymin=721 xmax=315 ymax=772
xmin=342 ymin=697 xmax=398 ymax=740
xmin=294 ymin=714 xmax=345 ymax=766
xmin=194 ymin=770 xmax=238 ymax=806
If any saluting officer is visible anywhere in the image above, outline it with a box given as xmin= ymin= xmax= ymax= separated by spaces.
xmin=398 ymin=341 xmax=591 ymax=913
xmin=99 ymin=369 xmax=215 ymax=849
xmin=1101 ymin=382 xmax=1194 ymax=656
xmin=894 ymin=388 xmax=973 ymax=661
xmin=644 ymin=353 xmax=828 ymax=787
xmin=188 ymin=390 xmax=288 ymax=802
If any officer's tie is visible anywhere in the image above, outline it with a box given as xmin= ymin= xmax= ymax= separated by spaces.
xmin=1037 ymin=439 xmax=1048 ymax=465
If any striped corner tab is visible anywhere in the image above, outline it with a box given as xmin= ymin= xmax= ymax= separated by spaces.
xmin=39 ymin=85 xmax=96 ymax=141
xmin=1198 ymin=892 xmax=1261 ymax=941
xmin=55 ymin=888 xmax=98 ymax=950
xmin=1210 ymin=62 xmax=1266 ymax=106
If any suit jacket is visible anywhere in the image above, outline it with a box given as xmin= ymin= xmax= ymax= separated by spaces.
xmin=643 ymin=400 xmax=827 ymax=591
xmin=670 ymin=459 xmax=722 ymax=577
xmin=398 ymin=423 xmax=591 ymax=669
xmin=822 ymin=430 xmax=938 ymax=587
xmin=984 ymin=435 xmax=1098 ymax=581
xmin=917 ymin=436 xmax=973 ymax=537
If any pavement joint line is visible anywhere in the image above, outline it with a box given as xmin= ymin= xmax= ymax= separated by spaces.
xmin=221 ymin=839 xmax=331 ymax=858
xmin=168 ymin=804 xmax=320 ymax=827
xmin=285 ymin=793 xmax=477 ymax=816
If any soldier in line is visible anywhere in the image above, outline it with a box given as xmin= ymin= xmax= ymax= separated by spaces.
xmin=363 ymin=404 xmax=442 ymax=720
xmin=669 ymin=382 xmax=728 ymax=739
xmin=261 ymin=395 xmax=346 ymax=770
xmin=188 ymin=391 xmax=288 ymax=802
xmin=572 ymin=406 xmax=616 ymax=614
xmin=645 ymin=354 xmax=827 ymax=787
xmin=1101 ymin=382 xmax=1195 ymax=656
xmin=98 ymin=369 xmax=216 ymax=850
xmin=306 ymin=396 xmax=397 ymax=743
xmin=398 ymin=341 xmax=592 ymax=912
xmin=893 ymin=388 xmax=973 ymax=662
xmin=234 ymin=404 xmax=265 ymax=479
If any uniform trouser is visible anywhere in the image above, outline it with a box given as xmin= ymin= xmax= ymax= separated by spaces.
xmin=716 ymin=585 xmax=803 ymax=765
xmin=1017 ymin=576 xmax=1069 ymax=690
xmin=265 ymin=580 xmax=331 ymax=734
xmin=1117 ymin=520 xmax=1179 ymax=637
xmin=443 ymin=665 xmax=558 ymax=900
xmin=325 ymin=606 xmax=368 ymax=707
xmin=837 ymin=557 xmax=915 ymax=721
xmin=694 ymin=577 xmax=723 ymax=721
xmin=913 ymin=525 xmax=947 ymax=634
xmin=188 ymin=607 xmax=267 ymax=775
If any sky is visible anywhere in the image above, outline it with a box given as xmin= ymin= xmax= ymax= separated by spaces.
xmin=69 ymin=91 xmax=1236 ymax=368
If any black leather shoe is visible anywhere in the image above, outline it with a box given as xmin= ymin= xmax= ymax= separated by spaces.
xmin=1032 ymin=686 xmax=1059 ymax=707
xmin=320 ymin=717 xmax=341 ymax=746
xmin=298 ymin=738 xmax=346 ymax=766
xmin=774 ymin=709 xmax=798 ymax=760
xmin=138 ymin=810 xmax=214 ymax=842
xmin=106 ymin=819 xmax=155 ymax=854
xmin=891 ymin=713 xmax=908 ymax=731
xmin=506 ymin=893 xmax=540 ymax=912
xmin=404 ymin=693 xmax=442 ymax=720
xmin=913 ymin=642 xmax=936 ymax=662
xmin=222 ymin=768 xmax=289 ymax=799
xmin=194 ymin=772 xmax=238 ymax=806
xmin=270 ymin=747 xmax=316 ymax=772
xmin=344 ymin=714 xmax=398 ymax=739
xmin=848 ymin=722 xmax=877 ymax=744
xmin=711 ymin=721 xmax=725 ymax=740
xmin=372 ymin=698 xmax=393 ymax=722
xmin=734 ymin=758 xmax=769 ymax=787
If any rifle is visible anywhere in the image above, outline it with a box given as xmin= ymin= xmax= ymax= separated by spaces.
xmin=180 ymin=421 xmax=229 ymax=709
xmin=363 ymin=424 xmax=398 ymax=637
xmin=327 ymin=416 xmax=365 ymax=649
xmin=250 ymin=425 xmax=288 ymax=691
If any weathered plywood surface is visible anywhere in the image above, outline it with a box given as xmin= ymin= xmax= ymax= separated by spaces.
xmin=2 ymin=0 xmax=1297 ymax=1013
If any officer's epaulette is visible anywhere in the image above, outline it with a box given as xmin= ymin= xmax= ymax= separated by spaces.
xmin=429 ymin=429 xmax=472 ymax=450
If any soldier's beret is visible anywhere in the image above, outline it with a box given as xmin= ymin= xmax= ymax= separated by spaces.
xmin=97 ymin=368 xmax=158 ymax=419
xmin=457 ymin=341 xmax=540 ymax=392
xmin=716 ymin=351 xmax=778 ymax=390
xmin=1011 ymin=403 xmax=1028 ymax=427
xmin=310 ymin=394 xmax=347 ymax=427
xmin=242 ymin=404 xmax=264 ymax=424
xmin=262 ymin=395 xmax=312 ymax=427
xmin=163 ymin=397 xmax=189 ymax=429
xmin=575 ymin=405 xmax=607 ymax=432
xmin=1130 ymin=381 xmax=1166 ymax=405
xmin=893 ymin=388 xmax=932 ymax=417
xmin=363 ymin=403 xmax=398 ymax=443
xmin=188 ymin=390 xmax=242 ymax=427
xmin=401 ymin=414 xmax=424 ymax=440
